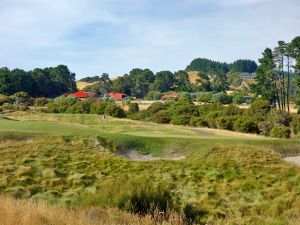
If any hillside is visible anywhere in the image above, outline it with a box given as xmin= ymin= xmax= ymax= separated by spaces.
xmin=187 ymin=71 xmax=199 ymax=84
xmin=76 ymin=81 xmax=97 ymax=90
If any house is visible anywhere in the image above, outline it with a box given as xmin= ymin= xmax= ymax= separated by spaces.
xmin=72 ymin=91 xmax=99 ymax=99
xmin=161 ymin=93 xmax=179 ymax=101
xmin=107 ymin=92 xmax=128 ymax=101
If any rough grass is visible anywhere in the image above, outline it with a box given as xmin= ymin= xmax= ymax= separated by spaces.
xmin=0 ymin=134 xmax=300 ymax=224
xmin=1 ymin=112 xmax=300 ymax=224
xmin=0 ymin=196 xmax=160 ymax=225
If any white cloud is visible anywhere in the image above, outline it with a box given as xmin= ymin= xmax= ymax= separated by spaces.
xmin=0 ymin=0 xmax=299 ymax=77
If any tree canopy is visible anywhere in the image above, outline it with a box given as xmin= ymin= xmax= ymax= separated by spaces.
xmin=186 ymin=58 xmax=257 ymax=73
xmin=0 ymin=65 xmax=77 ymax=97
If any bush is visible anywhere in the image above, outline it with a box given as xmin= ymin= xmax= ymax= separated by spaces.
xmin=0 ymin=94 xmax=11 ymax=106
xmin=128 ymin=103 xmax=139 ymax=113
xmin=66 ymin=100 xmax=91 ymax=114
xmin=14 ymin=92 xmax=33 ymax=106
xmin=267 ymin=109 xmax=292 ymax=127
xmin=216 ymin=116 xmax=236 ymax=130
xmin=105 ymin=103 xmax=126 ymax=118
xmin=145 ymin=91 xmax=163 ymax=100
xmin=17 ymin=103 xmax=29 ymax=111
xmin=196 ymin=92 xmax=213 ymax=103
xmin=231 ymin=92 xmax=246 ymax=104
xmin=233 ymin=116 xmax=259 ymax=133
xmin=270 ymin=125 xmax=291 ymax=139
xmin=170 ymin=115 xmax=190 ymax=125
xmin=90 ymin=100 xmax=107 ymax=114
xmin=152 ymin=110 xmax=171 ymax=124
xmin=258 ymin=121 xmax=273 ymax=136
xmin=34 ymin=97 xmax=49 ymax=106
xmin=2 ymin=103 xmax=14 ymax=111
xmin=212 ymin=92 xmax=233 ymax=104
xmin=146 ymin=102 xmax=166 ymax=115
xmin=291 ymin=116 xmax=300 ymax=135
xmin=249 ymin=99 xmax=271 ymax=119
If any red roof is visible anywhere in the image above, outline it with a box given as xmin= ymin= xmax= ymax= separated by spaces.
xmin=108 ymin=93 xmax=127 ymax=101
xmin=72 ymin=91 xmax=99 ymax=98
xmin=161 ymin=93 xmax=179 ymax=101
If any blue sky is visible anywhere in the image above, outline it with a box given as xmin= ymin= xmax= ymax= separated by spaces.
xmin=0 ymin=0 xmax=299 ymax=79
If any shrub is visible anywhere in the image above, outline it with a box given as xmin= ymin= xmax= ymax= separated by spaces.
xmin=90 ymin=100 xmax=107 ymax=114
xmin=249 ymin=99 xmax=271 ymax=118
xmin=17 ymin=103 xmax=29 ymax=111
xmin=0 ymin=94 xmax=11 ymax=106
xmin=170 ymin=115 xmax=190 ymax=125
xmin=231 ymin=92 xmax=246 ymax=104
xmin=152 ymin=110 xmax=171 ymax=124
xmin=66 ymin=101 xmax=91 ymax=114
xmin=167 ymin=101 xmax=198 ymax=117
xmin=34 ymin=97 xmax=49 ymax=106
xmin=291 ymin=116 xmax=300 ymax=135
xmin=212 ymin=93 xmax=233 ymax=104
xmin=216 ymin=116 xmax=236 ymax=130
xmin=270 ymin=125 xmax=291 ymax=139
xmin=233 ymin=116 xmax=259 ymax=133
xmin=14 ymin=92 xmax=33 ymax=106
xmin=258 ymin=121 xmax=273 ymax=136
xmin=196 ymin=92 xmax=213 ymax=103
xmin=105 ymin=103 xmax=126 ymax=118
xmin=267 ymin=109 xmax=292 ymax=127
xmin=128 ymin=103 xmax=139 ymax=113
xmin=48 ymin=95 xmax=78 ymax=113
xmin=2 ymin=103 xmax=14 ymax=111
xmin=146 ymin=102 xmax=166 ymax=115
xmin=146 ymin=91 xmax=163 ymax=100
xmin=189 ymin=116 xmax=211 ymax=127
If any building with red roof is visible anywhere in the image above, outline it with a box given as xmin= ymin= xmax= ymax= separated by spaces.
xmin=107 ymin=93 xmax=128 ymax=101
xmin=161 ymin=93 xmax=179 ymax=101
xmin=72 ymin=91 xmax=99 ymax=99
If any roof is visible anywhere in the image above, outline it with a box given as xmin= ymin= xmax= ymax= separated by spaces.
xmin=161 ymin=93 xmax=179 ymax=100
xmin=72 ymin=91 xmax=98 ymax=98
xmin=108 ymin=92 xmax=127 ymax=100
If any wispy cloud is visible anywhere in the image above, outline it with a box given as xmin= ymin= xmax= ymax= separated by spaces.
xmin=0 ymin=0 xmax=299 ymax=77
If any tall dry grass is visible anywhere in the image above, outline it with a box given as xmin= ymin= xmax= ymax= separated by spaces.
xmin=0 ymin=196 xmax=183 ymax=225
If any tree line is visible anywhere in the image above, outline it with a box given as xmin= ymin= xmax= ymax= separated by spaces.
xmin=186 ymin=58 xmax=257 ymax=73
xmin=251 ymin=36 xmax=300 ymax=112
xmin=0 ymin=65 xmax=77 ymax=97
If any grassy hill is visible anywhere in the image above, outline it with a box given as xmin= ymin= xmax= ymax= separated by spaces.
xmin=0 ymin=112 xmax=300 ymax=224
xmin=76 ymin=81 xmax=97 ymax=90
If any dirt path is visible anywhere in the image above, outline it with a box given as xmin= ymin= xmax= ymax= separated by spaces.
xmin=118 ymin=150 xmax=185 ymax=161
xmin=284 ymin=156 xmax=300 ymax=166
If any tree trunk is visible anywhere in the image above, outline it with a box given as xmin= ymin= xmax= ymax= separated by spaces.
xmin=287 ymin=55 xmax=290 ymax=112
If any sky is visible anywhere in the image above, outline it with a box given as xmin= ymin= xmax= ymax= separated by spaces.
xmin=0 ymin=0 xmax=299 ymax=79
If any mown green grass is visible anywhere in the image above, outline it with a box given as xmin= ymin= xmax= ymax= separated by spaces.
xmin=0 ymin=112 xmax=300 ymax=224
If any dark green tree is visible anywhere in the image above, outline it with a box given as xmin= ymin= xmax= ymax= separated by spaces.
xmin=211 ymin=71 xmax=229 ymax=92
xmin=150 ymin=71 xmax=175 ymax=92
xmin=196 ymin=72 xmax=211 ymax=91
xmin=252 ymin=48 xmax=277 ymax=106
xmin=174 ymin=70 xmax=192 ymax=92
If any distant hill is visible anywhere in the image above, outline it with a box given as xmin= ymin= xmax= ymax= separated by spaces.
xmin=76 ymin=81 xmax=97 ymax=90
xmin=186 ymin=58 xmax=257 ymax=73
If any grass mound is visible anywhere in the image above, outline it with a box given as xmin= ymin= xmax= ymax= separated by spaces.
xmin=0 ymin=134 xmax=299 ymax=224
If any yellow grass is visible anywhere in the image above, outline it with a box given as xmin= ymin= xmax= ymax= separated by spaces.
xmin=0 ymin=196 xmax=156 ymax=225
xmin=187 ymin=71 xmax=199 ymax=84
xmin=76 ymin=81 xmax=97 ymax=90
